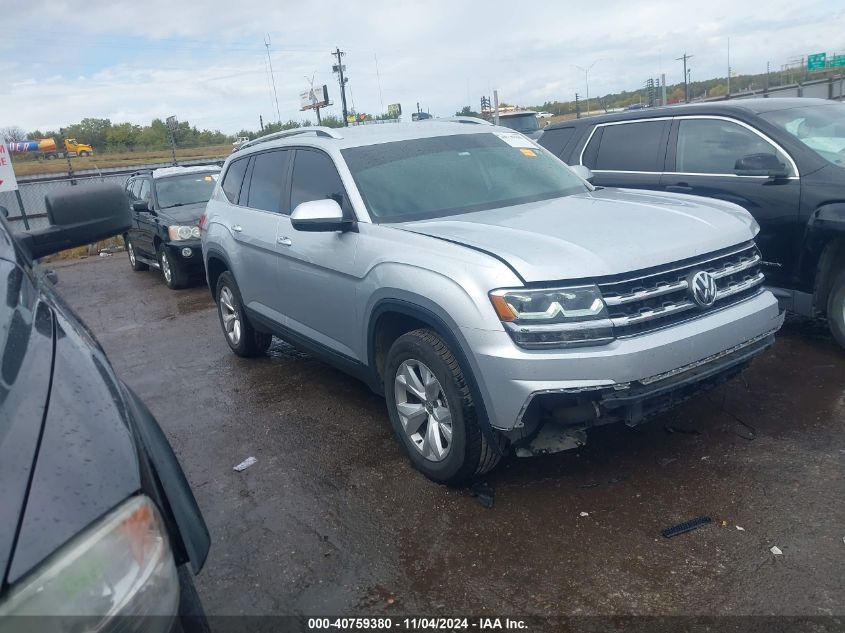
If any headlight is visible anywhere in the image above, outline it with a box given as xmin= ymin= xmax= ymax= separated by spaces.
xmin=0 ymin=496 xmax=179 ymax=632
xmin=168 ymin=225 xmax=200 ymax=241
xmin=490 ymin=285 xmax=615 ymax=348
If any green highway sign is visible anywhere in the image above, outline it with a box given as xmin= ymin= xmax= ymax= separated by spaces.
xmin=833 ymin=54 xmax=845 ymax=68
xmin=808 ymin=53 xmax=826 ymax=71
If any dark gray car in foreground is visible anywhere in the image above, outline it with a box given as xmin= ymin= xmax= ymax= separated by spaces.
xmin=0 ymin=185 xmax=209 ymax=631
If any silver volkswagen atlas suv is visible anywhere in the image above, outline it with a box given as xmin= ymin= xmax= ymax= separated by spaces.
xmin=201 ymin=123 xmax=784 ymax=484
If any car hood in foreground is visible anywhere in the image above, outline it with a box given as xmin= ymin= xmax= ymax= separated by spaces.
xmin=396 ymin=188 xmax=759 ymax=283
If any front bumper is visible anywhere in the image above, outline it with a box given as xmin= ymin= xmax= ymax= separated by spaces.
xmin=462 ymin=290 xmax=784 ymax=430
xmin=164 ymin=240 xmax=204 ymax=272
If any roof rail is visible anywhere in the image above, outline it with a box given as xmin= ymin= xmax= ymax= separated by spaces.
xmin=239 ymin=127 xmax=344 ymax=151
xmin=434 ymin=116 xmax=493 ymax=125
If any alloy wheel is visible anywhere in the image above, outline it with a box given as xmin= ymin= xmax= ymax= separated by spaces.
xmin=127 ymin=241 xmax=136 ymax=267
xmin=219 ymin=286 xmax=242 ymax=345
xmin=161 ymin=251 xmax=172 ymax=283
xmin=394 ymin=359 xmax=453 ymax=462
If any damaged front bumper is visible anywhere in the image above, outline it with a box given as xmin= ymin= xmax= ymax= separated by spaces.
xmin=461 ymin=289 xmax=784 ymax=454
xmin=512 ymin=330 xmax=775 ymax=456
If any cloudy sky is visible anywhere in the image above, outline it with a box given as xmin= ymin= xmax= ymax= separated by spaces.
xmin=2 ymin=0 xmax=843 ymax=134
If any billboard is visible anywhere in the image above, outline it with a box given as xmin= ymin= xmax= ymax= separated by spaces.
xmin=300 ymin=85 xmax=329 ymax=110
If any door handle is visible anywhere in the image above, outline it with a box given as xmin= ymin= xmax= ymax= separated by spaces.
xmin=231 ymin=224 xmax=243 ymax=233
xmin=277 ymin=236 xmax=292 ymax=247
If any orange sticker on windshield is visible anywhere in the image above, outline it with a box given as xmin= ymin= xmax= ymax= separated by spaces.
xmin=520 ymin=148 xmax=537 ymax=157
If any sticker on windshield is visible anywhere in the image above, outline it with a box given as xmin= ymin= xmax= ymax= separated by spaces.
xmin=494 ymin=132 xmax=538 ymax=149
xmin=520 ymin=148 xmax=537 ymax=157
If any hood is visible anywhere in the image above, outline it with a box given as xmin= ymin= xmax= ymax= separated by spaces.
xmin=396 ymin=188 xmax=758 ymax=283
xmin=158 ymin=201 xmax=207 ymax=225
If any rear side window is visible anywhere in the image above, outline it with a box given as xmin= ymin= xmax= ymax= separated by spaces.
xmin=585 ymin=121 xmax=668 ymax=172
xmin=290 ymin=150 xmax=349 ymax=214
xmin=539 ymin=127 xmax=576 ymax=158
xmin=137 ymin=179 xmax=151 ymax=203
xmin=222 ymin=157 xmax=249 ymax=203
xmin=246 ymin=150 xmax=291 ymax=213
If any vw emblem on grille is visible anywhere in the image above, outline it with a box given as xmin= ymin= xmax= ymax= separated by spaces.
xmin=689 ymin=270 xmax=718 ymax=308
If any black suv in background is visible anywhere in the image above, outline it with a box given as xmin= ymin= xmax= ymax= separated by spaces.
xmin=124 ymin=166 xmax=219 ymax=289
xmin=538 ymin=98 xmax=845 ymax=348
xmin=0 ymin=186 xmax=209 ymax=630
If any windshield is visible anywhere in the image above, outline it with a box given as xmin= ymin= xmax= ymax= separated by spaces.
xmin=341 ymin=133 xmax=587 ymax=222
xmin=154 ymin=172 xmax=218 ymax=208
xmin=760 ymin=103 xmax=845 ymax=168
xmin=497 ymin=114 xmax=540 ymax=133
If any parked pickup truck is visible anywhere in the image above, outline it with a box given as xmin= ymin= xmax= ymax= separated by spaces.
xmin=201 ymin=123 xmax=784 ymax=484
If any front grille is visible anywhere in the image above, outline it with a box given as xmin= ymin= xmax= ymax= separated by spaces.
xmin=598 ymin=242 xmax=764 ymax=337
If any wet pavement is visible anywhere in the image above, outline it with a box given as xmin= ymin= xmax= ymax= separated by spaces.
xmin=56 ymin=255 xmax=844 ymax=617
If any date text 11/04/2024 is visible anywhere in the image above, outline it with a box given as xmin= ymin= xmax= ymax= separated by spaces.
xmin=307 ymin=617 xmax=529 ymax=630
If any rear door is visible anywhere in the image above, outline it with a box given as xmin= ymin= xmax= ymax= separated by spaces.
xmin=580 ymin=118 xmax=670 ymax=190
xmin=276 ymin=148 xmax=360 ymax=360
xmin=225 ymin=150 xmax=293 ymax=319
xmin=664 ymin=116 xmax=801 ymax=288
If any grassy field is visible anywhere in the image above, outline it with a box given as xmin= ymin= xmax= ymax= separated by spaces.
xmin=11 ymin=144 xmax=232 ymax=177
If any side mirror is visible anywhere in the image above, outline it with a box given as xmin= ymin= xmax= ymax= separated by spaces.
xmin=0 ymin=206 xmax=8 ymax=218
xmin=17 ymin=184 xmax=131 ymax=259
xmin=569 ymin=164 xmax=594 ymax=183
xmin=132 ymin=200 xmax=151 ymax=213
xmin=290 ymin=199 xmax=353 ymax=232
xmin=734 ymin=153 xmax=789 ymax=178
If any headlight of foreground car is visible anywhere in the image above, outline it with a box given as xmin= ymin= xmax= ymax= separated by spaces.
xmin=490 ymin=285 xmax=615 ymax=348
xmin=168 ymin=225 xmax=200 ymax=240
xmin=0 ymin=495 xmax=179 ymax=632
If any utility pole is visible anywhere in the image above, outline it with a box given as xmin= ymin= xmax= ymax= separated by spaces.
xmin=332 ymin=48 xmax=349 ymax=126
xmin=264 ymin=35 xmax=281 ymax=124
xmin=661 ymin=73 xmax=667 ymax=106
xmin=765 ymin=61 xmax=771 ymax=93
xmin=259 ymin=115 xmax=264 ymax=132
xmin=574 ymin=93 xmax=580 ymax=119
xmin=676 ymin=52 xmax=693 ymax=103
xmin=727 ymin=37 xmax=731 ymax=96
xmin=492 ymin=90 xmax=500 ymax=125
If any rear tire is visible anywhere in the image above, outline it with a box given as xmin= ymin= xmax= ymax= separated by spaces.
xmin=826 ymin=269 xmax=845 ymax=350
xmin=215 ymin=271 xmax=272 ymax=357
xmin=384 ymin=328 xmax=505 ymax=485
xmin=126 ymin=237 xmax=148 ymax=271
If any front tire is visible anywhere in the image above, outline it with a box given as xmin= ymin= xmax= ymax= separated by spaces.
xmin=126 ymin=237 xmax=148 ymax=271
xmin=158 ymin=244 xmax=189 ymax=289
xmin=826 ymin=269 xmax=845 ymax=350
xmin=215 ymin=271 xmax=272 ymax=357
xmin=384 ymin=328 xmax=504 ymax=485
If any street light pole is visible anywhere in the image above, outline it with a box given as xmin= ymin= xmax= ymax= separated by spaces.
xmin=575 ymin=60 xmax=603 ymax=116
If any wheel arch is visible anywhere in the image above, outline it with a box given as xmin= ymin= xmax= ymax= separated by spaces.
xmin=366 ymin=298 xmax=503 ymax=455
xmin=807 ymin=204 xmax=845 ymax=314
xmin=204 ymin=247 xmax=232 ymax=300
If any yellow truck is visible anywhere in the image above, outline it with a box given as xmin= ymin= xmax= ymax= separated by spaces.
xmin=7 ymin=137 xmax=94 ymax=159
